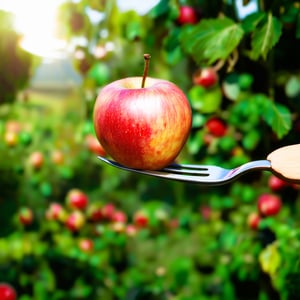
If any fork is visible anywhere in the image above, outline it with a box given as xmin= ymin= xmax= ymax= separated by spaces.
xmin=97 ymin=144 xmax=300 ymax=186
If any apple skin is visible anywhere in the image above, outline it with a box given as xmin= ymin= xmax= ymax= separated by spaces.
xmin=0 ymin=283 xmax=17 ymax=300
xmin=93 ymin=77 xmax=192 ymax=170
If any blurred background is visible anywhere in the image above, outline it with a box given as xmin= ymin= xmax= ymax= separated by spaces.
xmin=0 ymin=0 xmax=300 ymax=299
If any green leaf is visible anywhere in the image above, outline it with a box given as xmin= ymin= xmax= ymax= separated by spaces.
xmin=263 ymin=102 xmax=292 ymax=139
xmin=242 ymin=12 xmax=266 ymax=33
xmin=188 ymin=85 xmax=222 ymax=113
xmin=180 ymin=17 xmax=244 ymax=65
xmin=249 ymin=13 xmax=282 ymax=60
xmin=253 ymin=94 xmax=292 ymax=138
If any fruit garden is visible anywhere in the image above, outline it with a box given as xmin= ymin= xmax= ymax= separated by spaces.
xmin=1 ymin=0 xmax=300 ymax=299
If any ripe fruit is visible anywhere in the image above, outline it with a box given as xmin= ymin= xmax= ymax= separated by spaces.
xmin=133 ymin=211 xmax=149 ymax=228
xmin=65 ymin=211 xmax=85 ymax=232
xmin=101 ymin=203 xmax=115 ymax=220
xmin=193 ymin=68 xmax=219 ymax=89
xmin=45 ymin=203 xmax=66 ymax=221
xmin=93 ymin=54 xmax=192 ymax=170
xmin=19 ymin=207 xmax=33 ymax=226
xmin=257 ymin=193 xmax=282 ymax=216
xmin=4 ymin=131 xmax=18 ymax=147
xmin=28 ymin=151 xmax=44 ymax=169
xmin=78 ymin=238 xmax=94 ymax=252
xmin=205 ymin=117 xmax=227 ymax=137
xmin=177 ymin=6 xmax=197 ymax=25
xmin=247 ymin=212 xmax=261 ymax=230
xmin=268 ymin=175 xmax=288 ymax=192
xmin=87 ymin=204 xmax=103 ymax=222
xmin=51 ymin=150 xmax=64 ymax=165
xmin=0 ymin=283 xmax=17 ymax=300
xmin=84 ymin=134 xmax=106 ymax=156
xmin=112 ymin=210 xmax=127 ymax=223
xmin=66 ymin=189 xmax=88 ymax=210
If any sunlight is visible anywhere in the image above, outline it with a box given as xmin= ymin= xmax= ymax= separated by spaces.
xmin=0 ymin=0 xmax=66 ymax=58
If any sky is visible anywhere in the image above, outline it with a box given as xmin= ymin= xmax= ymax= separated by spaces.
xmin=0 ymin=0 xmax=159 ymax=58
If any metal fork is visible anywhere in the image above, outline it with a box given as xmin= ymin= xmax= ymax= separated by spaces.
xmin=97 ymin=144 xmax=300 ymax=186
xmin=98 ymin=157 xmax=273 ymax=185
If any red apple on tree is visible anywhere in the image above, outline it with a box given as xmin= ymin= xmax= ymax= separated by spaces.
xmin=0 ymin=283 xmax=17 ymax=300
xmin=205 ymin=117 xmax=227 ymax=137
xmin=19 ymin=207 xmax=33 ymax=226
xmin=257 ymin=193 xmax=282 ymax=216
xmin=193 ymin=67 xmax=219 ymax=88
xmin=247 ymin=212 xmax=261 ymax=230
xmin=177 ymin=6 xmax=198 ymax=25
xmin=93 ymin=54 xmax=192 ymax=170
xmin=66 ymin=189 xmax=88 ymax=210
xmin=65 ymin=210 xmax=85 ymax=232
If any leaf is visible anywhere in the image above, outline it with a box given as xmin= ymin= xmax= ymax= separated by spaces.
xmin=259 ymin=242 xmax=281 ymax=276
xmin=263 ymin=102 xmax=292 ymax=139
xmin=242 ymin=12 xmax=266 ymax=33
xmin=180 ymin=17 xmax=244 ymax=65
xmin=249 ymin=13 xmax=282 ymax=60
xmin=255 ymin=94 xmax=292 ymax=138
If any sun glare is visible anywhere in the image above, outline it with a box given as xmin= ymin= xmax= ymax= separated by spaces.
xmin=0 ymin=0 xmax=66 ymax=58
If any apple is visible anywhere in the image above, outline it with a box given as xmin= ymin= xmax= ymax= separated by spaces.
xmin=28 ymin=151 xmax=44 ymax=169
xmin=65 ymin=210 xmax=85 ymax=232
xmin=4 ymin=131 xmax=18 ymax=147
xmin=268 ymin=175 xmax=288 ymax=192
xmin=0 ymin=283 xmax=17 ymax=300
xmin=193 ymin=67 xmax=219 ymax=88
xmin=45 ymin=202 xmax=66 ymax=221
xmin=133 ymin=211 xmax=149 ymax=228
xmin=66 ymin=189 xmax=88 ymax=210
xmin=51 ymin=150 xmax=65 ymax=165
xmin=84 ymin=134 xmax=106 ymax=156
xmin=78 ymin=238 xmax=94 ymax=252
xmin=247 ymin=212 xmax=261 ymax=230
xmin=112 ymin=210 xmax=127 ymax=223
xmin=93 ymin=54 xmax=192 ymax=170
xmin=205 ymin=117 xmax=227 ymax=137
xmin=177 ymin=6 xmax=198 ymax=25
xmin=87 ymin=204 xmax=103 ymax=222
xmin=101 ymin=203 xmax=115 ymax=220
xmin=257 ymin=193 xmax=282 ymax=216
xmin=19 ymin=207 xmax=33 ymax=226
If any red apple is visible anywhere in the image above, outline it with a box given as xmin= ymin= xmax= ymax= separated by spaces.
xmin=28 ymin=151 xmax=44 ymax=169
xmin=247 ymin=212 xmax=261 ymax=230
xmin=19 ymin=207 xmax=33 ymax=226
xmin=78 ymin=238 xmax=94 ymax=252
xmin=112 ymin=210 xmax=127 ymax=223
xmin=0 ymin=283 xmax=17 ymax=300
xmin=101 ymin=203 xmax=115 ymax=220
xmin=133 ymin=211 xmax=149 ymax=228
xmin=177 ymin=6 xmax=198 ymax=25
xmin=268 ymin=175 xmax=288 ymax=192
xmin=206 ymin=117 xmax=227 ymax=137
xmin=66 ymin=189 xmax=88 ymax=210
xmin=193 ymin=68 xmax=219 ymax=88
xmin=84 ymin=134 xmax=106 ymax=156
xmin=65 ymin=210 xmax=85 ymax=232
xmin=93 ymin=76 xmax=192 ymax=170
xmin=45 ymin=202 xmax=66 ymax=221
xmin=87 ymin=204 xmax=103 ymax=222
xmin=257 ymin=193 xmax=282 ymax=216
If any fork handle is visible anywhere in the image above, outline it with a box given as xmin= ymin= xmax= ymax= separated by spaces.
xmin=267 ymin=144 xmax=300 ymax=182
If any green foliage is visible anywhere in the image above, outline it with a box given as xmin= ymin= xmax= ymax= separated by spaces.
xmin=1 ymin=0 xmax=300 ymax=299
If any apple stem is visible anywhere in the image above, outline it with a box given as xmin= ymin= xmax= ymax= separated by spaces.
xmin=141 ymin=54 xmax=151 ymax=88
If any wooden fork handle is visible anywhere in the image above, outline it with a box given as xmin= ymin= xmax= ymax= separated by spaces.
xmin=267 ymin=144 xmax=300 ymax=182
